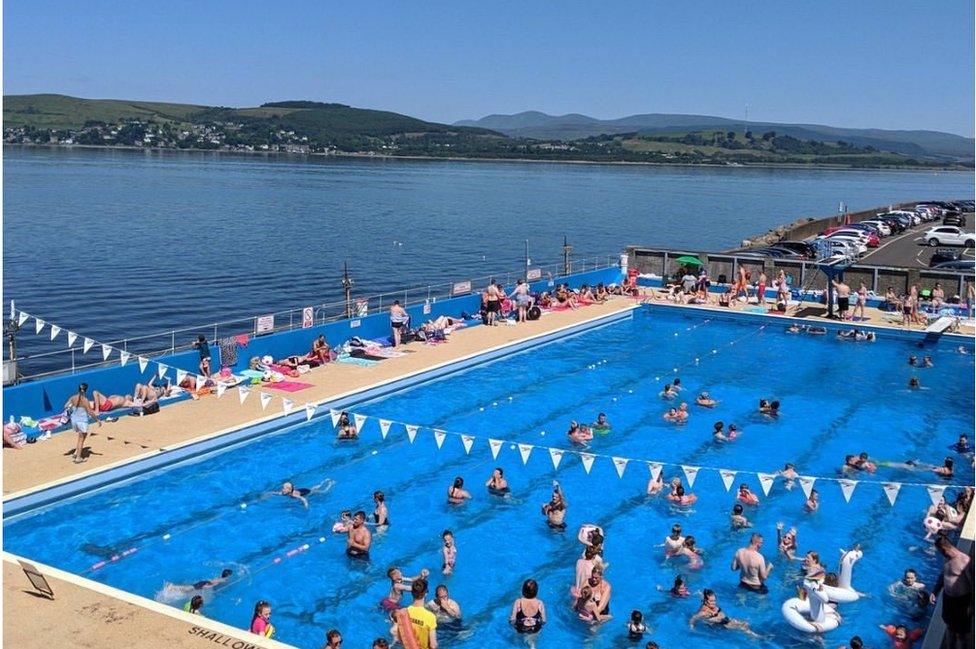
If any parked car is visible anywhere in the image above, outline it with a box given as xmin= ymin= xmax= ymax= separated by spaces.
xmin=859 ymin=220 xmax=892 ymax=236
xmin=928 ymin=248 xmax=962 ymax=267
xmin=942 ymin=212 xmax=966 ymax=227
xmin=931 ymin=259 xmax=975 ymax=271
xmin=877 ymin=213 xmax=911 ymax=231
xmin=919 ymin=226 xmax=975 ymax=247
xmin=817 ymin=237 xmax=864 ymax=257
xmin=773 ymin=241 xmax=818 ymax=258
xmin=827 ymin=228 xmax=879 ymax=247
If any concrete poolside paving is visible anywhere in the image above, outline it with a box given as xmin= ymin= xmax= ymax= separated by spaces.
xmin=2 ymin=295 xmax=971 ymax=649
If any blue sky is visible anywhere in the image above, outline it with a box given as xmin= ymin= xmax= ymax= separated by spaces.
xmin=4 ymin=1 xmax=974 ymax=135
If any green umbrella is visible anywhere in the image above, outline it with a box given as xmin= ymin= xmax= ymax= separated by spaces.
xmin=674 ymin=255 xmax=703 ymax=266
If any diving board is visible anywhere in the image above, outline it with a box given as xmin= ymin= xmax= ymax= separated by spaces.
xmin=925 ymin=316 xmax=956 ymax=334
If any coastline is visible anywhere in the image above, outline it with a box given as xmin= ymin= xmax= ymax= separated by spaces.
xmin=4 ymin=142 xmax=970 ymax=172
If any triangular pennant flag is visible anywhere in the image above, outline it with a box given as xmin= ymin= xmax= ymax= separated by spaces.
xmin=518 ymin=443 xmax=533 ymax=465
xmin=647 ymin=462 xmax=663 ymax=482
xmin=580 ymin=452 xmax=596 ymax=474
xmin=926 ymin=484 xmax=946 ymax=507
xmin=138 ymin=356 xmax=149 ymax=373
xmin=49 ymin=325 xmax=61 ymax=341
xmin=156 ymin=363 xmax=168 ymax=379
xmin=35 ymin=318 xmax=45 ymax=334
xmin=354 ymin=413 xmax=367 ymax=431
xmin=549 ymin=447 xmax=565 ymax=469
xmin=238 ymin=385 xmax=250 ymax=404
xmin=216 ymin=382 xmax=227 ymax=399
xmin=175 ymin=368 xmax=186 ymax=384
xmin=682 ymin=465 xmax=700 ymax=488
xmin=101 ymin=344 xmax=112 ymax=361
xmin=260 ymin=392 xmax=273 ymax=411
xmin=281 ymin=398 xmax=294 ymax=414
xmin=883 ymin=482 xmax=901 ymax=507
xmin=83 ymin=337 xmax=94 ymax=354
xmin=719 ymin=469 xmax=737 ymax=492
xmin=379 ymin=419 xmax=392 ymax=440
xmin=406 ymin=424 xmax=419 ymax=444
xmin=119 ymin=351 xmax=131 ymax=367
xmin=612 ymin=456 xmax=629 ymax=479
xmin=461 ymin=434 xmax=475 ymax=454
xmin=488 ymin=438 xmax=503 ymax=459
xmin=66 ymin=331 xmax=78 ymax=347
xmin=434 ymin=429 xmax=447 ymax=449
xmin=799 ymin=476 xmax=816 ymax=499
xmin=17 ymin=311 xmax=29 ymax=327
xmin=757 ymin=472 xmax=776 ymax=496
xmin=304 ymin=403 xmax=316 ymax=421
xmin=839 ymin=479 xmax=857 ymax=503
xmin=330 ymin=410 xmax=341 ymax=428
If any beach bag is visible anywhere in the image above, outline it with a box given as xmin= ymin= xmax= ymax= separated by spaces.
xmin=141 ymin=402 xmax=160 ymax=416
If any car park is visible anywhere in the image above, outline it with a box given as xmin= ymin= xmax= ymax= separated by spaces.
xmin=919 ymin=226 xmax=975 ymax=247
xmin=928 ymin=248 xmax=962 ymax=267
xmin=827 ymin=228 xmax=879 ymax=247
xmin=942 ymin=212 xmax=965 ymax=227
xmin=858 ymin=220 xmax=891 ymax=236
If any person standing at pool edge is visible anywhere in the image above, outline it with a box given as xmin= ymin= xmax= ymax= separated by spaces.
xmin=731 ymin=533 xmax=772 ymax=593
xmin=193 ymin=334 xmax=212 ymax=378
xmin=390 ymin=301 xmax=408 ymax=347
xmin=65 ymin=382 xmax=100 ymax=464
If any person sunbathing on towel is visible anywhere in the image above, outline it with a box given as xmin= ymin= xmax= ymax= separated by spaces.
xmin=134 ymin=378 xmax=172 ymax=403
xmin=594 ymin=284 xmax=609 ymax=302
xmin=92 ymin=390 xmax=136 ymax=413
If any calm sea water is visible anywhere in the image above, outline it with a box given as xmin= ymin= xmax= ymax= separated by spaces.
xmin=3 ymin=147 xmax=972 ymax=369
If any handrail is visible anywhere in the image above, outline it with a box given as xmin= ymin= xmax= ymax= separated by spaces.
xmin=9 ymin=253 xmax=622 ymax=381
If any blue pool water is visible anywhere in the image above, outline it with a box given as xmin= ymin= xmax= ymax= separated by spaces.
xmin=3 ymin=307 xmax=974 ymax=648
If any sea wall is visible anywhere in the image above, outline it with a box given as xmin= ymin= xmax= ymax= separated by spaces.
xmin=738 ymin=201 xmax=918 ymax=249
xmin=2 ymin=267 xmax=623 ymax=420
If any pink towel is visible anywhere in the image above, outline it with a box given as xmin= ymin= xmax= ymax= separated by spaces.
xmin=266 ymin=381 xmax=314 ymax=392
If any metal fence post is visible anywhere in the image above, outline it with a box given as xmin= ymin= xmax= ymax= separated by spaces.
xmin=71 ymin=349 xmax=75 ymax=374
xmin=171 ymin=331 xmax=175 ymax=354
xmin=213 ymin=324 xmax=217 ymax=343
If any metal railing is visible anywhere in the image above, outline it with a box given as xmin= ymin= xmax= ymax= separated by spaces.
xmin=10 ymin=254 xmax=622 ymax=382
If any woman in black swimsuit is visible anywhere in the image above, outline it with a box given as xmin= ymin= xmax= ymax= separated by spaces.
xmin=510 ymin=579 xmax=546 ymax=634
xmin=688 ymin=589 xmax=759 ymax=637
xmin=373 ymin=490 xmax=390 ymax=527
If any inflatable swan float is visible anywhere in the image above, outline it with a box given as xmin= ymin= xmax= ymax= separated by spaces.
xmin=782 ymin=547 xmax=863 ymax=633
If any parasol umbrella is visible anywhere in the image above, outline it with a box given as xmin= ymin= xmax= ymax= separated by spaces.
xmin=674 ymin=255 xmax=703 ymax=266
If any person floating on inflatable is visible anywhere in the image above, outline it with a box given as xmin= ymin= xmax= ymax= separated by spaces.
xmin=590 ymin=413 xmax=612 ymax=436
xmin=781 ymin=568 xmax=841 ymax=633
xmin=737 ymin=484 xmax=760 ymax=506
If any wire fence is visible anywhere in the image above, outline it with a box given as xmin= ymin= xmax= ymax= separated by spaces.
xmin=10 ymin=254 xmax=622 ymax=381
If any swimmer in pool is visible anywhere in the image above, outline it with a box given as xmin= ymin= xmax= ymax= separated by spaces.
xmin=427 ymin=584 xmax=462 ymax=622
xmin=889 ymin=568 xmax=926 ymax=596
xmin=673 ymin=378 xmax=683 ymax=391
xmin=663 ymin=407 xmax=680 ymax=422
xmin=898 ymin=457 xmax=955 ymax=478
xmin=336 ymin=412 xmax=358 ymax=439
xmin=646 ymin=472 xmax=664 ymax=496
xmin=281 ymin=481 xmax=310 ymax=508
xmin=346 ymin=511 xmax=372 ymax=559
xmin=168 ymin=568 xmax=234 ymax=594
xmin=689 ymin=589 xmax=759 ymax=637
xmin=663 ymin=524 xmax=685 ymax=557
xmin=381 ymin=566 xmax=429 ymax=611
xmin=776 ymin=523 xmax=798 ymax=560
xmin=759 ymin=399 xmax=780 ymax=417
xmin=486 ymin=467 xmax=510 ymax=495
xmin=922 ymin=356 xmax=933 ymax=368
xmin=695 ymin=392 xmax=717 ymax=408
xmin=542 ymin=481 xmax=567 ymax=530
xmin=727 ymin=423 xmax=739 ymax=440
xmin=730 ymin=504 xmax=751 ymax=529
xmin=676 ymin=536 xmax=703 ymax=569
xmin=909 ymin=355 xmax=918 ymax=366
xmin=447 ymin=477 xmax=472 ymax=505
xmin=668 ymin=485 xmax=695 ymax=507
xmin=567 ymin=420 xmax=593 ymax=445
xmin=441 ymin=530 xmax=457 ymax=575
xmin=677 ymin=402 xmax=689 ymax=421
xmin=712 ymin=421 xmax=730 ymax=442
xmin=591 ymin=412 xmax=612 ymax=434
xmin=373 ymin=491 xmax=390 ymax=528
xmin=332 ymin=510 xmax=352 ymax=533
xmin=804 ymin=489 xmax=819 ymax=513
xmin=779 ymin=463 xmax=798 ymax=490
xmin=732 ymin=533 xmax=772 ymax=594
xmin=953 ymin=434 xmax=971 ymax=454
xmin=737 ymin=484 xmax=759 ymax=506
xmin=660 ymin=383 xmax=677 ymax=400
xmin=909 ymin=377 xmax=920 ymax=389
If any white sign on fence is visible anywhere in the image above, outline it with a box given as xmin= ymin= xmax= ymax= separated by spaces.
xmin=301 ymin=307 xmax=314 ymax=329
xmin=350 ymin=319 xmax=361 ymax=329
xmin=256 ymin=315 xmax=275 ymax=335
xmin=452 ymin=281 xmax=472 ymax=296
xmin=526 ymin=268 xmax=542 ymax=281
xmin=356 ymin=299 xmax=369 ymax=317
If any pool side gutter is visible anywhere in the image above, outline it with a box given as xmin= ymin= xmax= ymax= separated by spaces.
xmin=2 ymin=551 xmax=296 ymax=649
xmin=3 ymin=304 xmax=637 ymax=517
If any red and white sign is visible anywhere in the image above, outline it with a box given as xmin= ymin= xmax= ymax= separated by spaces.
xmin=452 ymin=281 xmax=472 ymax=296
xmin=526 ymin=268 xmax=542 ymax=281
xmin=301 ymin=307 xmax=314 ymax=329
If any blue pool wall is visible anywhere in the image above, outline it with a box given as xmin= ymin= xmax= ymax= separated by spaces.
xmin=2 ymin=268 xmax=623 ymax=421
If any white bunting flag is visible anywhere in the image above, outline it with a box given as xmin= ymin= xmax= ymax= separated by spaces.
xmin=66 ymin=331 xmax=78 ymax=347
xmin=461 ymin=434 xmax=475 ymax=454
xmin=719 ymin=469 xmax=737 ymax=492
xmin=647 ymin=462 xmax=663 ymax=482
xmin=926 ymin=484 xmax=946 ymax=507
xmin=612 ymin=456 xmax=629 ymax=479
xmin=281 ymin=398 xmax=294 ymax=414
xmin=83 ymin=337 xmax=94 ymax=354
xmin=304 ymin=403 xmax=316 ymax=421
xmin=137 ymin=356 xmax=149 ymax=373
xmin=119 ymin=351 xmax=131 ymax=367
xmin=50 ymin=325 xmax=61 ymax=341
xmin=434 ymin=430 xmax=447 ymax=449
xmin=518 ymin=443 xmax=533 ymax=465
xmin=17 ymin=311 xmax=29 ymax=327
xmin=175 ymin=368 xmax=187 ymax=384
xmin=799 ymin=476 xmax=816 ymax=499
xmin=488 ymin=438 xmax=503 ymax=459
xmin=682 ymin=465 xmax=700 ymax=488
xmin=549 ymin=447 xmax=565 ymax=469
xmin=35 ymin=318 xmax=45 ymax=335
xmin=354 ymin=413 xmax=368 ymax=431
xmin=883 ymin=482 xmax=902 ymax=507
xmin=330 ymin=410 xmax=342 ymax=428
xmin=260 ymin=392 xmax=273 ymax=411
xmin=216 ymin=382 xmax=227 ymax=399
xmin=379 ymin=419 xmax=392 ymax=440
xmin=839 ymin=479 xmax=857 ymax=503
xmin=580 ymin=452 xmax=596 ymax=474
xmin=238 ymin=385 xmax=250 ymax=404
xmin=102 ymin=344 xmax=112 ymax=361
xmin=157 ymin=363 xmax=168 ymax=379
xmin=406 ymin=425 xmax=419 ymax=444
xmin=757 ymin=472 xmax=776 ymax=496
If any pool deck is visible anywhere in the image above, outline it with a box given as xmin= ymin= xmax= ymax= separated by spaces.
xmin=2 ymin=293 xmax=972 ymax=649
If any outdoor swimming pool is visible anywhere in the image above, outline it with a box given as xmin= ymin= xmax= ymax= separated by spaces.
xmin=4 ymin=306 xmax=974 ymax=649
